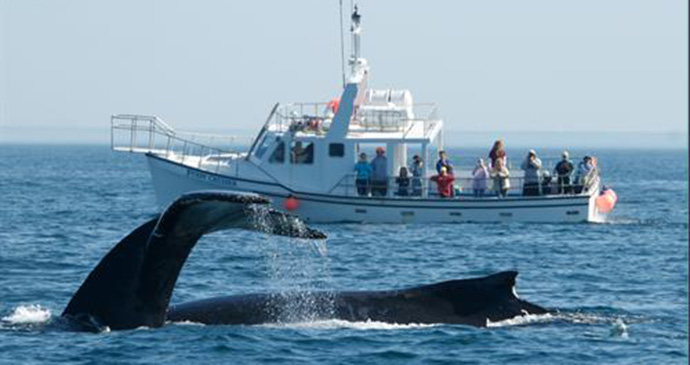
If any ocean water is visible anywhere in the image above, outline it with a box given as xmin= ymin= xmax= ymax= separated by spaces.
xmin=0 ymin=145 xmax=687 ymax=364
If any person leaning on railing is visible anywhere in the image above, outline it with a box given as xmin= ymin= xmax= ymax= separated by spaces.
xmin=521 ymin=149 xmax=542 ymax=196
xmin=554 ymin=151 xmax=574 ymax=194
xmin=574 ymin=156 xmax=596 ymax=194
xmin=490 ymin=158 xmax=510 ymax=198
xmin=431 ymin=166 xmax=455 ymax=198
xmin=354 ymin=153 xmax=372 ymax=196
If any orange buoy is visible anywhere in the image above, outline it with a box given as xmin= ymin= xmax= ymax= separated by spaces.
xmin=284 ymin=196 xmax=299 ymax=211
xmin=595 ymin=188 xmax=617 ymax=213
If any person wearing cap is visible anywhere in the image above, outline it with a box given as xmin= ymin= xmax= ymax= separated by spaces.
xmin=410 ymin=154 xmax=424 ymax=196
xmin=554 ymin=151 xmax=574 ymax=194
xmin=430 ymin=166 xmax=455 ymax=198
xmin=354 ymin=152 xmax=372 ymax=196
xmin=435 ymin=150 xmax=454 ymax=175
xmin=520 ymin=149 xmax=542 ymax=196
xmin=370 ymin=147 xmax=388 ymax=196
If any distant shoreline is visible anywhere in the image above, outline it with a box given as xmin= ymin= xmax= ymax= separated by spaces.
xmin=1 ymin=127 xmax=687 ymax=150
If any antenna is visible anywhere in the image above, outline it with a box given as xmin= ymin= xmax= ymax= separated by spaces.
xmin=339 ymin=0 xmax=346 ymax=88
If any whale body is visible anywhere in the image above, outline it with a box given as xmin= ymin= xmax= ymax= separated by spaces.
xmin=62 ymin=191 xmax=547 ymax=330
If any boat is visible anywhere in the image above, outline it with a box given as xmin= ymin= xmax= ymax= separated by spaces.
xmin=111 ymin=6 xmax=612 ymax=223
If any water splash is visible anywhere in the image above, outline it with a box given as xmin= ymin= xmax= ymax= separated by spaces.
xmin=1 ymin=305 xmax=51 ymax=325
xmin=487 ymin=313 xmax=555 ymax=327
xmin=609 ymin=318 xmax=629 ymax=338
xmin=247 ymin=203 xmax=335 ymax=324
xmin=260 ymin=319 xmax=437 ymax=330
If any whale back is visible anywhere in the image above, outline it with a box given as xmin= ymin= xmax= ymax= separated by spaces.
xmin=166 ymin=272 xmax=547 ymax=327
xmin=333 ymin=271 xmax=547 ymax=326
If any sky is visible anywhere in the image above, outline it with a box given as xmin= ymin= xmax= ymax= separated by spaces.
xmin=0 ymin=0 xmax=687 ymax=148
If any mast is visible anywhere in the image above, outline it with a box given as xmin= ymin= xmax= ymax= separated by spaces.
xmin=349 ymin=5 xmax=362 ymax=76
xmin=339 ymin=0 xmax=346 ymax=88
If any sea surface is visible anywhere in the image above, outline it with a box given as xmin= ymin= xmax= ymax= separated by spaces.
xmin=0 ymin=145 xmax=687 ymax=364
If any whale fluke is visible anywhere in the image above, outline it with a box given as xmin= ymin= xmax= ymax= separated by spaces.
xmin=62 ymin=191 xmax=325 ymax=330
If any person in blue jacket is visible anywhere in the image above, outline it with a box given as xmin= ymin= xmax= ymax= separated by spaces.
xmin=436 ymin=150 xmax=453 ymax=175
xmin=354 ymin=152 xmax=372 ymax=196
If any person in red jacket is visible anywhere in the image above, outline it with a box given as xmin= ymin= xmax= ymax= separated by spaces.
xmin=430 ymin=166 xmax=455 ymax=198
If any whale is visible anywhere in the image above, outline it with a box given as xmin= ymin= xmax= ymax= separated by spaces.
xmin=62 ymin=191 xmax=547 ymax=330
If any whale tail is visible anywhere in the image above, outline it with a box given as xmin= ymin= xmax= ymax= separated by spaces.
xmin=62 ymin=191 xmax=325 ymax=330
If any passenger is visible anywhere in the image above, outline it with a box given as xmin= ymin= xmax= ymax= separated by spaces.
xmin=490 ymin=158 xmax=510 ymax=198
xmin=488 ymin=139 xmax=507 ymax=168
xmin=574 ymin=156 xmax=595 ymax=193
xmin=521 ymin=149 xmax=542 ymax=196
xmin=553 ymin=151 xmax=574 ymax=194
xmin=410 ymin=154 xmax=424 ymax=196
xmin=435 ymin=150 xmax=454 ymax=175
xmin=541 ymin=170 xmax=553 ymax=195
xmin=354 ymin=152 xmax=371 ymax=196
xmin=472 ymin=158 xmax=489 ymax=197
xmin=396 ymin=167 xmax=410 ymax=197
xmin=291 ymin=141 xmax=307 ymax=163
xmin=430 ymin=166 xmax=455 ymax=198
xmin=370 ymin=147 xmax=388 ymax=197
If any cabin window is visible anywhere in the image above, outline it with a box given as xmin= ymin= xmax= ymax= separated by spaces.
xmin=329 ymin=143 xmax=345 ymax=157
xmin=290 ymin=141 xmax=314 ymax=164
xmin=269 ymin=141 xmax=285 ymax=163
xmin=254 ymin=135 xmax=271 ymax=159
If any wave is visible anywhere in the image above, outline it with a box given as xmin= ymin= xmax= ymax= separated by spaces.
xmin=259 ymin=319 xmax=437 ymax=330
xmin=487 ymin=311 xmax=633 ymax=338
xmin=1 ymin=304 xmax=52 ymax=325
xmin=487 ymin=312 xmax=555 ymax=327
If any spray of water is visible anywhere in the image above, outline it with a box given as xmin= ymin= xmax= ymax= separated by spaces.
xmin=246 ymin=204 xmax=335 ymax=324
xmin=1 ymin=305 xmax=52 ymax=325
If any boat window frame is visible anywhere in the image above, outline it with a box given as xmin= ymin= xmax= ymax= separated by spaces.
xmin=329 ymin=143 xmax=345 ymax=157
xmin=290 ymin=140 xmax=314 ymax=164
xmin=269 ymin=140 xmax=286 ymax=163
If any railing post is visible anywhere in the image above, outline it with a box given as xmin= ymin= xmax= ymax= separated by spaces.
xmin=149 ymin=119 xmax=154 ymax=151
xmin=131 ymin=118 xmax=137 ymax=151
xmin=181 ymin=141 xmax=187 ymax=164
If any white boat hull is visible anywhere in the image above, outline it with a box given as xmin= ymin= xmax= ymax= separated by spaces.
xmin=146 ymin=154 xmax=601 ymax=224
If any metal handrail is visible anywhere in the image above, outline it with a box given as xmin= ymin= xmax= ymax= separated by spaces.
xmin=266 ymin=102 xmax=441 ymax=136
xmin=111 ymin=114 xmax=242 ymax=174
xmin=328 ymin=172 xmax=597 ymax=199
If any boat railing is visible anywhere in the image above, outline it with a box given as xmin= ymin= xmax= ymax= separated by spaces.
xmin=328 ymin=172 xmax=598 ymax=199
xmin=267 ymin=102 xmax=441 ymax=137
xmin=111 ymin=114 xmax=244 ymax=173
xmin=271 ymin=103 xmax=333 ymax=134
